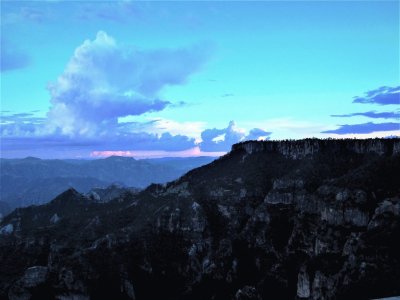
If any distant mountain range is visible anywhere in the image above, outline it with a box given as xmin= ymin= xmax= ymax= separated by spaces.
xmin=0 ymin=138 xmax=399 ymax=299
xmin=0 ymin=156 xmax=215 ymax=214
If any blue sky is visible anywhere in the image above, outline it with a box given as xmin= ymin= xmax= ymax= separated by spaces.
xmin=1 ymin=0 xmax=399 ymax=158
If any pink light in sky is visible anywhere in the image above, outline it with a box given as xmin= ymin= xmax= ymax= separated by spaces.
xmin=90 ymin=147 xmax=226 ymax=159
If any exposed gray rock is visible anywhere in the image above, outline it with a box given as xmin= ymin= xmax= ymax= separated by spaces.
xmin=343 ymin=208 xmax=369 ymax=227
xmin=191 ymin=202 xmax=206 ymax=232
xmin=22 ymin=266 xmax=48 ymax=288
xmin=50 ymin=213 xmax=61 ymax=224
xmin=0 ymin=223 xmax=13 ymax=235
xmin=273 ymin=178 xmax=304 ymax=190
xmin=163 ymin=182 xmax=191 ymax=197
xmin=233 ymin=138 xmax=399 ymax=158
xmin=265 ymin=191 xmax=294 ymax=204
xmin=368 ymin=199 xmax=400 ymax=229
xmin=311 ymin=271 xmax=335 ymax=300
xmin=342 ymin=232 xmax=361 ymax=257
xmin=122 ymin=279 xmax=135 ymax=299
xmin=235 ymin=286 xmax=261 ymax=300
xmin=297 ymin=266 xmax=310 ymax=298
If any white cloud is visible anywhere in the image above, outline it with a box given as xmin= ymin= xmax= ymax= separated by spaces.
xmin=46 ymin=31 xmax=212 ymax=137
xmin=144 ymin=118 xmax=206 ymax=141
xmin=199 ymin=121 xmax=271 ymax=151
xmin=211 ymin=133 xmax=226 ymax=143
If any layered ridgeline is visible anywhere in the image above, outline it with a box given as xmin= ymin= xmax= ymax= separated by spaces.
xmin=0 ymin=138 xmax=399 ymax=300
xmin=0 ymin=156 xmax=215 ymax=214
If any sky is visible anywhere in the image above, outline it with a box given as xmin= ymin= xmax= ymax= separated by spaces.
xmin=1 ymin=0 xmax=399 ymax=159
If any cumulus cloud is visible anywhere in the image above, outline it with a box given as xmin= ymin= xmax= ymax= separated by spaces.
xmin=143 ymin=118 xmax=205 ymax=141
xmin=246 ymin=128 xmax=272 ymax=140
xmin=331 ymin=111 xmax=400 ymax=119
xmin=199 ymin=121 xmax=271 ymax=152
xmin=0 ymin=38 xmax=30 ymax=72
xmin=321 ymin=122 xmax=400 ymax=135
xmin=2 ymin=31 xmax=274 ymax=158
xmin=46 ymin=31 xmax=212 ymax=136
xmin=1 ymin=117 xmax=272 ymax=158
xmin=352 ymin=86 xmax=400 ymax=105
xmin=0 ymin=31 xmax=219 ymax=157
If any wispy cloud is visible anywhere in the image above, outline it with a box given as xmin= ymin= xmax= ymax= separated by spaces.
xmin=1 ymin=5 xmax=50 ymax=24
xmin=331 ymin=110 xmax=400 ymax=119
xmin=323 ymin=86 xmax=400 ymax=136
xmin=352 ymin=86 xmax=400 ymax=105
xmin=1 ymin=112 xmax=44 ymax=120
xmin=321 ymin=122 xmax=400 ymax=135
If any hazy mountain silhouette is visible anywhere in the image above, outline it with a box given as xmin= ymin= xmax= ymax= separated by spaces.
xmin=0 ymin=156 xmax=215 ymax=210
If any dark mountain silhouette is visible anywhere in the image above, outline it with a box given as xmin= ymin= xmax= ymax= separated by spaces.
xmin=0 ymin=156 xmax=215 ymax=210
xmin=0 ymin=138 xmax=399 ymax=299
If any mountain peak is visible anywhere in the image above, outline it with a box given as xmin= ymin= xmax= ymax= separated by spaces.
xmin=23 ymin=156 xmax=41 ymax=161
xmin=104 ymin=156 xmax=136 ymax=161
xmin=50 ymin=188 xmax=84 ymax=205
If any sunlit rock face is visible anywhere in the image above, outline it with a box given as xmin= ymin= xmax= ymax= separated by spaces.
xmin=0 ymin=138 xmax=399 ymax=299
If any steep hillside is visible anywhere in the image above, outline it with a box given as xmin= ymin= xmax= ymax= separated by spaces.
xmin=0 ymin=138 xmax=399 ymax=299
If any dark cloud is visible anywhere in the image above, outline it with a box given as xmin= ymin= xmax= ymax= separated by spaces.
xmin=199 ymin=121 xmax=271 ymax=152
xmin=0 ymin=38 xmax=30 ymax=72
xmin=352 ymin=86 xmax=400 ymax=105
xmin=331 ymin=111 xmax=400 ymax=119
xmin=321 ymin=122 xmax=400 ymax=135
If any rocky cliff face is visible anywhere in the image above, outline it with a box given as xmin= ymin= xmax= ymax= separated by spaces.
xmin=232 ymin=138 xmax=400 ymax=158
xmin=0 ymin=138 xmax=399 ymax=299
